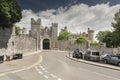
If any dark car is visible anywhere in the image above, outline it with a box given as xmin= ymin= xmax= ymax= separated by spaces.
xmin=101 ymin=54 xmax=120 ymax=66
xmin=84 ymin=50 xmax=100 ymax=62
xmin=72 ymin=51 xmax=83 ymax=59
xmin=12 ymin=53 xmax=23 ymax=60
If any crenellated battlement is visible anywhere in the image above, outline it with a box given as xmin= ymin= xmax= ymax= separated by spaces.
xmin=31 ymin=18 xmax=41 ymax=25
xmin=52 ymin=23 xmax=58 ymax=27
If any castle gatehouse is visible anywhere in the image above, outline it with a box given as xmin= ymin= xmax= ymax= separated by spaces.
xmin=29 ymin=18 xmax=58 ymax=50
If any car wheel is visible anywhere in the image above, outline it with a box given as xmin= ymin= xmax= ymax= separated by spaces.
xmin=117 ymin=62 xmax=120 ymax=66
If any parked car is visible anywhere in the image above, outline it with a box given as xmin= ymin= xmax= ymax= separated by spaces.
xmin=12 ymin=53 xmax=23 ymax=60
xmin=72 ymin=49 xmax=83 ymax=59
xmin=101 ymin=54 xmax=120 ymax=66
xmin=72 ymin=51 xmax=83 ymax=59
xmin=84 ymin=50 xmax=100 ymax=62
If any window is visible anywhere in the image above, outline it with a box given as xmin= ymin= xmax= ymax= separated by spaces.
xmin=92 ymin=52 xmax=99 ymax=56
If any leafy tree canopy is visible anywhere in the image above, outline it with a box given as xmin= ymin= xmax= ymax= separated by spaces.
xmin=96 ymin=31 xmax=111 ymax=42
xmin=76 ymin=36 xmax=87 ymax=44
xmin=112 ymin=9 xmax=120 ymax=32
xmin=112 ymin=9 xmax=120 ymax=47
xmin=0 ymin=0 xmax=22 ymax=28
xmin=58 ymin=31 xmax=70 ymax=41
xmin=15 ymin=26 xmax=20 ymax=35
xmin=90 ymin=41 xmax=102 ymax=46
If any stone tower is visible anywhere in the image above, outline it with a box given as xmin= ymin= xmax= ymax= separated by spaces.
xmin=88 ymin=28 xmax=94 ymax=43
xmin=51 ymin=23 xmax=58 ymax=48
xmin=30 ymin=18 xmax=42 ymax=38
xmin=30 ymin=18 xmax=58 ymax=50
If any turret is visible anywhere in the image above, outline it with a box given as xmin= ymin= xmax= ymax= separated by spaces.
xmin=51 ymin=23 xmax=58 ymax=48
xmin=88 ymin=28 xmax=94 ymax=43
xmin=30 ymin=18 xmax=42 ymax=38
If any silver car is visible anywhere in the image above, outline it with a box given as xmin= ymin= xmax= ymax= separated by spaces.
xmin=84 ymin=50 xmax=100 ymax=62
xmin=102 ymin=54 xmax=120 ymax=66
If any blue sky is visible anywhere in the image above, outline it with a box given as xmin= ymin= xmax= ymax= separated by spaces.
xmin=17 ymin=0 xmax=120 ymax=12
xmin=16 ymin=0 xmax=120 ymax=41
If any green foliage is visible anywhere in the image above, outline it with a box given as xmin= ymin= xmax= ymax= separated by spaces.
xmin=96 ymin=31 xmax=113 ymax=48
xmin=0 ymin=0 xmax=22 ymax=28
xmin=96 ymin=31 xmax=111 ymax=42
xmin=102 ymin=31 xmax=113 ymax=47
xmin=15 ymin=26 xmax=20 ymax=35
xmin=90 ymin=41 xmax=102 ymax=46
xmin=112 ymin=9 xmax=120 ymax=47
xmin=76 ymin=36 xmax=87 ymax=44
xmin=58 ymin=31 xmax=70 ymax=41
xmin=112 ymin=9 xmax=120 ymax=32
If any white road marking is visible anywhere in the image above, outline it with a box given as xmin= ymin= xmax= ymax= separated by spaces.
xmin=38 ymin=71 xmax=43 ymax=75
xmin=43 ymin=75 xmax=49 ymax=79
xmin=45 ymin=70 xmax=49 ymax=73
xmin=36 ymin=69 xmax=40 ymax=71
xmin=42 ymin=68 xmax=45 ymax=71
xmin=57 ymin=78 xmax=62 ymax=80
xmin=37 ymin=64 xmax=62 ymax=80
xmin=39 ymin=64 xmax=43 ymax=68
xmin=50 ymin=74 xmax=57 ymax=78
xmin=34 ymin=66 xmax=41 ymax=71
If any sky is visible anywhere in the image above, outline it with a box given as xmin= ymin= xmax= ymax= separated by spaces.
xmin=16 ymin=0 xmax=120 ymax=40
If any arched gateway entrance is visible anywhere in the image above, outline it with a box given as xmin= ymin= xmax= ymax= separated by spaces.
xmin=43 ymin=39 xmax=50 ymax=49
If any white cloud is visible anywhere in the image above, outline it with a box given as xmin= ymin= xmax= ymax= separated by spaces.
xmin=16 ymin=3 xmax=120 ymax=40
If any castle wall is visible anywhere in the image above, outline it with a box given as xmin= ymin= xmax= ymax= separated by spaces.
xmin=0 ymin=26 xmax=37 ymax=56
xmin=13 ymin=35 xmax=37 ymax=53
xmin=0 ymin=27 xmax=13 ymax=49
xmin=57 ymin=41 xmax=120 ymax=55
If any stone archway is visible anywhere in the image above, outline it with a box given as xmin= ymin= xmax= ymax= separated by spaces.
xmin=43 ymin=39 xmax=50 ymax=49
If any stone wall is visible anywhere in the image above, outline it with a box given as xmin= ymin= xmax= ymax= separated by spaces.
xmin=57 ymin=41 xmax=120 ymax=55
xmin=0 ymin=27 xmax=13 ymax=49
xmin=0 ymin=27 xmax=37 ymax=56
xmin=13 ymin=35 xmax=37 ymax=53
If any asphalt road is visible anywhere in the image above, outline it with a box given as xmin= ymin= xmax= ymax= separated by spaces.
xmin=0 ymin=50 xmax=120 ymax=80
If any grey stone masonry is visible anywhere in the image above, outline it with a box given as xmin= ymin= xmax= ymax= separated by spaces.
xmin=0 ymin=27 xmax=13 ymax=49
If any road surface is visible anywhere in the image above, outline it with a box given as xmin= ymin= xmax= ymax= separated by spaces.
xmin=0 ymin=50 xmax=120 ymax=80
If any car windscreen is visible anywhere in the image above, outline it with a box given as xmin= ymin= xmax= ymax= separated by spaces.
xmin=92 ymin=52 xmax=100 ymax=56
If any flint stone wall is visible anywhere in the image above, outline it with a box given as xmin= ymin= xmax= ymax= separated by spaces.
xmin=0 ymin=27 xmax=37 ymax=56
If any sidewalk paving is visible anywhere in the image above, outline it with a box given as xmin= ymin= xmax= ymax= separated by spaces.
xmin=0 ymin=51 xmax=42 ymax=75
xmin=66 ymin=55 xmax=120 ymax=71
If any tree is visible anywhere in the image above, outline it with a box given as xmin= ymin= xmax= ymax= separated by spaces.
xmin=58 ymin=31 xmax=70 ymax=41
xmin=15 ymin=26 xmax=20 ymax=35
xmin=0 ymin=0 xmax=22 ymax=28
xmin=112 ymin=9 xmax=120 ymax=47
xmin=96 ymin=31 xmax=110 ymax=42
xmin=102 ymin=31 xmax=113 ymax=47
xmin=112 ymin=9 xmax=120 ymax=32
xmin=76 ymin=36 xmax=87 ymax=44
xmin=90 ymin=41 xmax=102 ymax=46
xmin=96 ymin=31 xmax=113 ymax=48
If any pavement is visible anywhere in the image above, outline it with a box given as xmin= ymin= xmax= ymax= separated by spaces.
xmin=0 ymin=51 xmax=42 ymax=76
xmin=66 ymin=55 xmax=120 ymax=71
